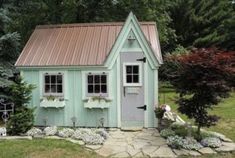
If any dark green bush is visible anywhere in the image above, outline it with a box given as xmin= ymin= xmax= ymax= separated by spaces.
xmin=6 ymin=77 xmax=35 ymax=135
xmin=7 ymin=107 xmax=34 ymax=135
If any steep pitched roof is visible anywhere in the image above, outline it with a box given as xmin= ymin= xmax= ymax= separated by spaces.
xmin=15 ymin=17 xmax=162 ymax=67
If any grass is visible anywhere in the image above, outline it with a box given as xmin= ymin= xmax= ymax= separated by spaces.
xmin=0 ymin=139 xmax=101 ymax=158
xmin=159 ymin=82 xmax=235 ymax=141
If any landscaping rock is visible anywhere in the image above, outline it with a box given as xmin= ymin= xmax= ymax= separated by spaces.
xmin=85 ymin=145 xmax=102 ymax=150
xmin=173 ymin=149 xmax=189 ymax=156
xmin=215 ymin=142 xmax=235 ymax=152
xmin=215 ymin=146 xmax=235 ymax=152
xmin=187 ymin=150 xmax=201 ymax=156
xmin=206 ymin=131 xmax=233 ymax=142
xmin=201 ymin=137 xmax=222 ymax=148
xmin=66 ymin=138 xmax=85 ymax=145
xmin=198 ymin=147 xmax=217 ymax=154
xmin=0 ymin=136 xmax=32 ymax=140
xmin=0 ymin=127 xmax=7 ymax=136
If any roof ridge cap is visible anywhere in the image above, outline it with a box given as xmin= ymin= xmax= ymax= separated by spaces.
xmin=36 ymin=21 xmax=156 ymax=29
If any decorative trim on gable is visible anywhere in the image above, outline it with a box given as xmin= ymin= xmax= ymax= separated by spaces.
xmin=104 ymin=12 xmax=161 ymax=70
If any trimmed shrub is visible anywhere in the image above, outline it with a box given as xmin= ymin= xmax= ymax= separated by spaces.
xmin=201 ymin=137 xmax=222 ymax=148
xmin=160 ymin=128 xmax=175 ymax=138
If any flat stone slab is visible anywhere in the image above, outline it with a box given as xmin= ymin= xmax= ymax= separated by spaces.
xmin=187 ymin=150 xmax=201 ymax=156
xmin=96 ymin=147 xmax=114 ymax=157
xmin=215 ymin=142 xmax=235 ymax=152
xmin=112 ymin=151 xmax=130 ymax=158
xmin=199 ymin=147 xmax=216 ymax=154
xmin=150 ymin=146 xmax=176 ymax=158
xmin=127 ymin=145 xmax=140 ymax=156
xmin=173 ymin=149 xmax=189 ymax=156
xmin=0 ymin=136 xmax=32 ymax=140
xmin=142 ymin=145 xmax=159 ymax=156
xmin=133 ymin=152 xmax=145 ymax=158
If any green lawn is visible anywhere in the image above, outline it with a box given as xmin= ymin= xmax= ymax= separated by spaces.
xmin=159 ymin=82 xmax=235 ymax=141
xmin=0 ymin=139 xmax=101 ymax=158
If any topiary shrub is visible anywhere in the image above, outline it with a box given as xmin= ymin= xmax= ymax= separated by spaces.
xmin=160 ymin=128 xmax=175 ymax=138
xmin=201 ymin=137 xmax=222 ymax=148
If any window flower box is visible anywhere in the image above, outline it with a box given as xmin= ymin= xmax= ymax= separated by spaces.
xmin=84 ymin=97 xmax=111 ymax=109
xmin=40 ymin=97 xmax=66 ymax=108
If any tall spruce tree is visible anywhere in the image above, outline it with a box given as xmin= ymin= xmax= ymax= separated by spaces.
xmin=0 ymin=8 xmax=20 ymax=100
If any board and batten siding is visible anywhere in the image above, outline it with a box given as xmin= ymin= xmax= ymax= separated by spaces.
xmin=21 ymin=64 xmax=118 ymax=127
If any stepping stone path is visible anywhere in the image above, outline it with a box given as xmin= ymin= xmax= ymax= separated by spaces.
xmin=95 ymin=129 xmax=176 ymax=157
xmin=90 ymin=129 xmax=235 ymax=158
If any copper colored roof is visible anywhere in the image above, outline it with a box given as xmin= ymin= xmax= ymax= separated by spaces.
xmin=15 ymin=22 xmax=162 ymax=67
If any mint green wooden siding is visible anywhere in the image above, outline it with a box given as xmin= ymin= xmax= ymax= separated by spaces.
xmin=22 ymin=66 xmax=118 ymax=127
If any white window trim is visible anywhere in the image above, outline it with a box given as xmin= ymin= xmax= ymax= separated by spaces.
xmin=43 ymin=72 xmax=64 ymax=97
xmin=86 ymin=72 xmax=109 ymax=97
xmin=123 ymin=62 xmax=142 ymax=87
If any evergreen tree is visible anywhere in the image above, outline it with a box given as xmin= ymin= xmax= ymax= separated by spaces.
xmin=0 ymin=8 xmax=20 ymax=100
xmin=168 ymin=0 xmax=235 ymax=50
xmin=7 ymin=76 xmax=35 ymax=135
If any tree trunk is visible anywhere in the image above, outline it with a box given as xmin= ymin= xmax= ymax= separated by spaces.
xmin=197 ymin=125 xmax=201 ymax=135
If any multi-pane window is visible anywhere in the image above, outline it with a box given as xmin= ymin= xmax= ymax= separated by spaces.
xmin=126 ymin=65 xmax=139 ymax=83
xmin=44 ymin=73 xmax=63 ymax=96
xmin=123 ymin=63 xmax=142 ymax=86
xmin=87 ymin=74 xmax=108 ymax=96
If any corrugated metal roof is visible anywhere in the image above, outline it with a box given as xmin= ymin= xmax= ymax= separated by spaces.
xmin=15 ymin=22 xmax=162 ymax=67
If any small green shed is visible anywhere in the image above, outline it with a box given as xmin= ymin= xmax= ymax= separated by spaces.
xmin=15 ymin=12 xmax=163 ymax=128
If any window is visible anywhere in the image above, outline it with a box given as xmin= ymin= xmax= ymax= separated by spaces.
xmin=44 ymin=73 xmax=63 ymax=96
xmin=87 ymin=73 xmax=108 ymax=96
xmin=123 ymin=63 xmax=142 ymax=86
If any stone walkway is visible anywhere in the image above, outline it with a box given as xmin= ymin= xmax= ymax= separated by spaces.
xmin=87 ymin=129 xmax=176 ymax=157
xmin=85 ymin=129 xmax=235 ymax=157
